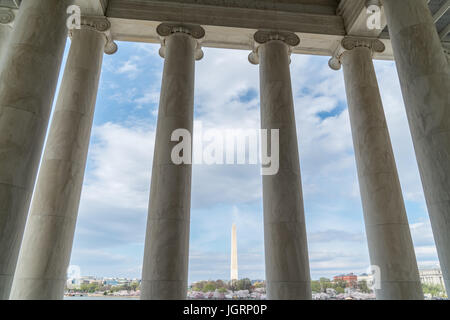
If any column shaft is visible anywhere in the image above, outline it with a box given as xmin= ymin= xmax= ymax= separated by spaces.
xmin=259 ymin=40 xmax=311 ymax=300
xmin=383 ymin=0 xmax=450 ymax=292
xmin=9 ymin=27 xmax=107 ymax=300
xmin=141 ymin=32 xmax=196 ymax=300
xmin=0 ymin=0 xmax=71 ymax=299
xmin=341 ymin=46 xmax=423 ymax=300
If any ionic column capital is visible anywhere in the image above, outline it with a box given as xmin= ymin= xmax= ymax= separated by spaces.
xmin=69 ymin=16 xmax=118 ymax=55
xmin=328 ymin=36 xmax=385 ymax=70
xmin=156 ymin=23 xmax=205 ymax=60
xmin=248 ymin=30 xmax=300 ymax=65
xmin=0 ymin=8 xmax=14 ymax=25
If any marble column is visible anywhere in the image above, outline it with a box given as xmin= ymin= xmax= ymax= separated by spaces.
xmin=141 ymin=23 xmax=204 ymax=300
xmin=0 ymin=7 xmax=14 ymax=62
xmin=249 ymin=31 xmax=312 ymax=300
xmin=383 ymin=0 xmax=450 ymax=292
xmin=330 ymin=37 xmax=423 ymax=299
xmin=9 ymin=17 xmax=117 ymax=300
xmin=0 ymin=0 xmax=72 ymax=300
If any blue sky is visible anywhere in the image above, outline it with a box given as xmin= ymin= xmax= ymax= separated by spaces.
xmin=50 ymin=39 xmax=441 ymax=283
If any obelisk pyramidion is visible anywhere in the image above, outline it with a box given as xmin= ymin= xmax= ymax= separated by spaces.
xmin=231 ymin=224 xmax=238 ymax=281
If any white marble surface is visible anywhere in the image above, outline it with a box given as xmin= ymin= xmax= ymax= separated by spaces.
xmin=258 ymin=39 xmax=311 ymax=300
xmin=9 ymin=27 xmax=106 ymax=300
xmin=384 ymin=0 xmax=450 ymax=293
xmin=0 ymin=0 xmax=72 ymax=300
xmin=141 ymin=32 xmax=197 ymax=300
xmin=342 ymin=46 xmax=423 ymax=299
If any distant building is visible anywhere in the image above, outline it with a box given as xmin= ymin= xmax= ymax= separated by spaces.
xmin=251 ymin=280 xmax=264 ymax=285
xmin=65 ymin=276 xmax=139 ymax=290
xmin=66 ymin=276 xmax=98 ymax=289
xmin=333 ymin=273 xmax=358 ymax=287
xmin=66 ymin=278 xmax=80 ymax=290
xmin=104 ymin=279 xmax=119 ymax=286
xmin=357 ymin=273 xmax=374 ymax=287
xmin=419 ymin=268 xmax=445 ymax=289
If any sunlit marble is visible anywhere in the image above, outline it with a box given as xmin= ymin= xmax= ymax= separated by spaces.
xmin=257 ymin=38 xmax=311 ymax=300
xmin=384 ymin=0 xmax=450 ymax=293
xmin=341 ymin=45 xmax=423 ymax=300
xmin=0 ymin=0 xmax=71 ymax=300
xmin=10 ymin=26 xmax=108 ymax=300
xmin=141 ymin=28 xmax=201 ymax=300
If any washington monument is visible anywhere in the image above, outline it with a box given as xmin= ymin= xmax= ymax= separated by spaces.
xmin=231 ymin=224 xmax=238 ymax=281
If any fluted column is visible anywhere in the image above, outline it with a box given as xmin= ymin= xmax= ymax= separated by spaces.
xmin=383 ymin=0 xmax=450 ymax=292
xmin=141 ymin=23 xmax=204 ymax=300
xmin=0 ymin=7 xmax=14 ymax=61
xmin=249 ymin=31 xmax=311 ymax=300
xmin=330 ymin=37 xmax=423 ymax=300
xmin=9 ymin=17 xmax=117 ymax=300
xmin=0 ymin=0 xmax=72 ymax=300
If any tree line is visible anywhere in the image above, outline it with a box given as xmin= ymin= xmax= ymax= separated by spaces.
xmin=190 ymin=279 xmax=265 ymax=293
xmin=67 ymin=281 xmax=140 ymax=294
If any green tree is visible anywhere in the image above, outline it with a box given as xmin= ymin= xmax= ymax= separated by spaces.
xmin=358 ymin=280 xmax=370 ymax=293
xmin=311 ymin=281 xmax=321 ymax=293
xmin=79 ymin=283 xmax=88 ymax=292
xmin=215 ymin=280 xmax=226 ymax=289
xmin=236 ymin=278 xmax=252 ymax=291
xmin=422 ymin=283 xmax=446 ymax=298
xmin=202 ymin=282 xmax=217 ymax=292
xmin=79 ymin=282 xmax=99 ymax=293
xmin=335 ymin=287 xmax=345 ymax=294
xmin=88 ymin=283 xmax=99 ymax=293
xmin=130 ymin=282 xmax=139 ymax=291
xmin=318 ymin=277 xmax=332 ymax=292
xmin=333 ymin=280 xmax=347 ymax=290
xmin=194 ymin=281 xmax=206 ymax=291
xmin=218 ymin=287 xmax=228 ymax=294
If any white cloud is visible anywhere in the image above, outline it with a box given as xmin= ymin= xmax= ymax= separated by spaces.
xmin=83 ymin=122 xmax=155 ymax=210
xmin=115 ymin=56 xmax=141 ymax=79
